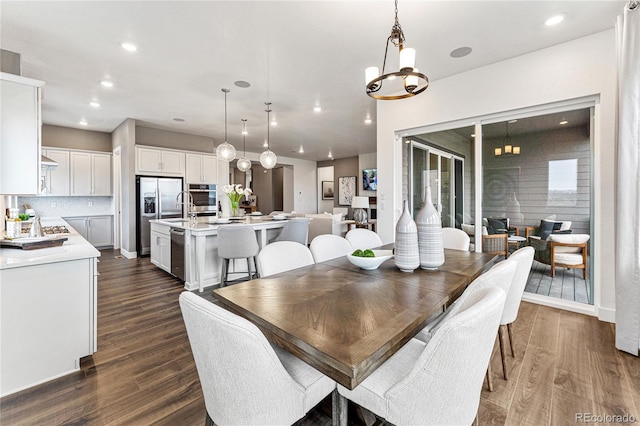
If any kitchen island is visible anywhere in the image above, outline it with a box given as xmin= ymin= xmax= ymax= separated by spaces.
xmin=151 ymin=216 xmax=289 ymax=292
xmin=0 ymin=217 xmax=100 ymax=397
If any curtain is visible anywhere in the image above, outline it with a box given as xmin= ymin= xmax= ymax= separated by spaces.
xmin=615 ymin=2 xmax=640 ymax=356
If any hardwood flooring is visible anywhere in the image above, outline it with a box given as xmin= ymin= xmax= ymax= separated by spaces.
xmin=1 ymin=249 xmax=637 ymax=425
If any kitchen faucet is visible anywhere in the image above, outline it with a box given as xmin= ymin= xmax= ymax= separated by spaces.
xmin=176 ymin=191 xmax=196 ymax=223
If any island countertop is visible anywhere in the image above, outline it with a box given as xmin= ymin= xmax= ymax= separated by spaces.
xmin=0 ymin=217 xmax=100 ymax=270
xmin=152 ymin=215 xmax=290 ymax=233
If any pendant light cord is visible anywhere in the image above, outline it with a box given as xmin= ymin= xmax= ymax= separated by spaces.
xmin=242 ymin=119 xmax=247 ymax=155
xmin=265 ymin=102 xmax=272 ymax=150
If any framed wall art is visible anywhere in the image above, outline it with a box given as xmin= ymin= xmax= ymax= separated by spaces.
xmin=322 ymin=181 xmax=334 ymax=200
xmin=338 ymin=176 xmax=356 ymax=206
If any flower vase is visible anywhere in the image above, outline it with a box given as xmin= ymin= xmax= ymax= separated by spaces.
xmin=394 ymin=200 xmax=420 ymax=272
xmin=416 ymin=186 xmax=445 ymax=270
xmin=231 ymin=201 xmax=239 ymax=218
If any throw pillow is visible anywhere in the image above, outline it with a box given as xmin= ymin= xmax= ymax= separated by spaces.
xmin=540 ymin=220 xmax=562 ymax=240
xmin=488 ymin=218 xmax=508 ymax=235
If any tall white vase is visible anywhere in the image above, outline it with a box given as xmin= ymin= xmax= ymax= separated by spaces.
xmin=395 ymin=200 xmax=420 ymax=272
xmin=416 ymin=186 xmax=445 ymax=270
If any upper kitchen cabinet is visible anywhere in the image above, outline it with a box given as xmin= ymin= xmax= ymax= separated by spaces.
xmin=70 ymin=151 xmax=112 ymax=196
xmin=0 ymin=73 xmax=44 ymax=195
xmin=41 ymin=148 xmax=70 ymax=196
xmin=186 ymin=153 xmax=218 ymax=184
xmin=136 ymin=146 xmax=184 ymax=176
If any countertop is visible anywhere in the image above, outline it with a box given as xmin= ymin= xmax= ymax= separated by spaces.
xmin=0 ymin=217 xmax=101 ymax=270
xmin=152 ymin=215 xmax=290 ymax=233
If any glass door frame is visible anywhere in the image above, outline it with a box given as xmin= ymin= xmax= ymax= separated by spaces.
xmin=408 ymin=140 xmax=464 ymax=228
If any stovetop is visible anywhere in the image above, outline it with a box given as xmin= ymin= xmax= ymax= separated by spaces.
xmin=42 ymin=225 xmax=71 ymax=235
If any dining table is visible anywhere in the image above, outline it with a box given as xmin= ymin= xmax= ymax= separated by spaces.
xmin=211 ymin=247 xmax=497 ymax=424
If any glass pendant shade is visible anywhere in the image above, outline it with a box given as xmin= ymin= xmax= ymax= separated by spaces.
xmin=259 ymin=150 xmax=277 ymax=169
xmin=237 ymin=157 xmax=252 ymax=172
xmin=216 ymin=141 xmax=236 ymax=162
xmin=399 ymin=47 xmax=416 ymax=71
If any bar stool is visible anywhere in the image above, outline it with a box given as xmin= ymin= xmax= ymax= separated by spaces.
xmin=217 ymin=225 xmax=260 ymax=288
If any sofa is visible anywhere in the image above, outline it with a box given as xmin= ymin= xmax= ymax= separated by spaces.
xmin=305 ymin=208 xmax=350 ymax=243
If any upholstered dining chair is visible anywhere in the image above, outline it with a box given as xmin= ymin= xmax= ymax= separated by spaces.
xmin=309 ymin=234 xmax=353 ymax=263
xmin=273 ymin=218 xmax=311 ymax=245
xmin=257 ymin=241 xmax=315 ymax=277
xmin=337 ymin=287 xmax=506 ymax=425
xmin=179 ymin=292 xmax=336 ymax=426
xmin=415 ymin=257 xmax=517 ymax=391
xmin=496 ymin=246 xmax=534 ymax=380
xmin=217 ymin=225 xmax=260 ymax=287
xmin=442 ymin=227 xmax=471 ymax=251
xmin=345 ymin=228 xmax=383 ymax=250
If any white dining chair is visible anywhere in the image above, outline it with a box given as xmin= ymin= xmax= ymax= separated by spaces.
xmin=337 ymin=286 xmax=506 ymax=425
xmin=442 ymin=227 xmax=471 ymax=251
xmin=179 ymin=292 xmax=336 ymax=425
xmin=257 ymin=241 xmax=315 ymax=277
xmin=309 ymin=234 xmax=353 ymax=262
xmin=497 ymin=246 xmax=534 ymax=380
xmin=345 ymin=228 xmax=383 ymax=250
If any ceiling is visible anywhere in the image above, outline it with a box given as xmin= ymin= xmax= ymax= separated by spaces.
xmin=0 ymin=1 xmax=624 ymax=161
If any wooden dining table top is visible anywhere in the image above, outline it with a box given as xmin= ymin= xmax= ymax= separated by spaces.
xmin=212 ymin=248 xmax=497 ymax=389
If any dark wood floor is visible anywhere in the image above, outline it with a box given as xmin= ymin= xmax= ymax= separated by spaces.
xmin=1 ymin=249 xmax=638 ymax=425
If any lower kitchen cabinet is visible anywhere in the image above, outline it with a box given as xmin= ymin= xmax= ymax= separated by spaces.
xmin=150 ymin=222 xmax=171 ymax=273
xmin=63 ymin=216 xmax=113 ymax=248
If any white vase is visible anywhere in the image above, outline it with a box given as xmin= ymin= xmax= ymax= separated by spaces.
xmin=394 ymin=200 xmax=420 ymax=272
xmin=416 ymin=186 xmax=445 ymax=270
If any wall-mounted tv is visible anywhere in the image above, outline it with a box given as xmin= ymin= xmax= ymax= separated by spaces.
xmin=362 ymin=169 xmax=377 ymax=191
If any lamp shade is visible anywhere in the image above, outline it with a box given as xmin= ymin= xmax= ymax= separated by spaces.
xmin=351 ymin=196 xmax=370 ymax=209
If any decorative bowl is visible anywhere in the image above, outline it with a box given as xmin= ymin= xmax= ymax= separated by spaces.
xmin=346 ymin=250 xmax=394 ymax=270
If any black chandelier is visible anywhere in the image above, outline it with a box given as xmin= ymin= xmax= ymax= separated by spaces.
xmin=365 ymin=0 xmax=429 ymax=100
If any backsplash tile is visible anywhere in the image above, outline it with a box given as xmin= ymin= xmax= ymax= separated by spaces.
xmin=18 ymin=196 xmax=114 ymax=217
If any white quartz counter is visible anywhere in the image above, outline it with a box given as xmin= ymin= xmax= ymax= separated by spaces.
xmin=0 ymin=217 xmax=101 ymax=270
xmin=153 ymin=215 xmax=290 ymax=233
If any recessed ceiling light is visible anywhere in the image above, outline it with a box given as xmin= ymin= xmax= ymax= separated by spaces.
xmin=450 ymin=46 xmax=472 ymax=58
xmin=299 ymin=146 xmax=304 ymax=153
xmin=263 ymin=140 xmax=268 ymax=148
xmin=79 ymin=120 xmax=88 ymax=126
xmin=120 ymin=42 xmax=137 ymax=52
xmin=234 ymin=80 xmax=251 ymax=88
xmin=328 ymin=151 xmax=333 ymax=158
xmin=313 ymin=106 xmax=322 ymax=113
xmin=471 ymin=133 xmax=476 ymax=137
xmin=89 ymin=101 xmax=100 ymax=108
xmin=364 ymin=117 xmax=372 ymax=125
xmin=270 ymin=120 xmax=277 ymax=126
xmin=559 ymin=120 xmax=568 ymax=125
xmin=100 ymin=80 xmax=114 ymax=88
xmin=545 ymin=13 xmax=566 ymax=26
xmin=508 ymin=119 xmax=518 ymax=124
xmin=173 ymin=118 xmax=185 ymax=122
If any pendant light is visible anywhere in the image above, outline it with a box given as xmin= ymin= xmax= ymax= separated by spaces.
xmin=237 ymin=118 xmax=252 ymax=172
xmin=365 ymin=0 xmax=429 ymax=100
xmin=260 ymin=102 xmax=277 ymax=169
xmin=216 ymin=88 xmax=237 ymax=162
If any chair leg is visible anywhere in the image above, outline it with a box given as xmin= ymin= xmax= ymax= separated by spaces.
xmin=205 ymin=412 xmax=214 ymax=426
xmin=222 ymin=259 xmax=229 ymax=287
xmin=507 ymin=323 xmax=515 ymax=357
xmin=246 ymin=257 xmax=253 ymax=281
xmin=498 ymin=325 xmax=509 ymax=380
xmin=486 ymin=363 xmax=494 ymax=392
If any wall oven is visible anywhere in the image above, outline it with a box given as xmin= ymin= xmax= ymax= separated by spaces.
xmin=188 ymin=183 xmax=217 ymax=216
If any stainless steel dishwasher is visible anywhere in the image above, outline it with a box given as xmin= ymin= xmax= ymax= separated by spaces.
xmin=170 ymin=228 xmax=185 ymax=281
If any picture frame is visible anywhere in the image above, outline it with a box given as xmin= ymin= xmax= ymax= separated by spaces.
xmin=338 ymin=176 xmax=356 ymax=206
xmin=322 ymin=181 xmax=334 ymax=200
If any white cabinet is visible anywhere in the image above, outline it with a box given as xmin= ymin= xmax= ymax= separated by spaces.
xmin=70 ymin=151 xmax=112 ymax=196
xmin=0 ymin=73 xmax=44 ymax=195
xmin=42 ymin=148 xmax=70 ymax=195
xmin=63 ymin=216 xmax=113 ymax=248
xmin=136 ymin=146 xmax=184 ymax=176
xmin=186 ymin=153 xmax=218 ymax=184
xmin=150 ymin=222 xmax=171 ymax=273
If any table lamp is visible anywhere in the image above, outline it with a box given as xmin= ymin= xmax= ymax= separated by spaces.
xmin=351 ymin=196 xmax=370 ymax=225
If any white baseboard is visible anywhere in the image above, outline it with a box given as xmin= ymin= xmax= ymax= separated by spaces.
xmin=597 ymin=306 xmax=616 ymax=323
xmin=120 ymin=248 xmax=137 ymax=259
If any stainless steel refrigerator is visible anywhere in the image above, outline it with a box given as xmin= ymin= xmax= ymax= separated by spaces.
xmin=136 ymin=176 xmax=183 ymax=256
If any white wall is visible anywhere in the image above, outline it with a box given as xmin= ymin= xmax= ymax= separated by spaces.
xmin=317 ymin=166 xmax=334 ymax=213
xmin=376 ymin=30 xmax=617 ymax=321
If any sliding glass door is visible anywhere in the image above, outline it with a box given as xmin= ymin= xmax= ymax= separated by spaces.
xmin=409 ymin=141 xmax=463 ymax=228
